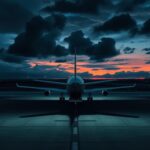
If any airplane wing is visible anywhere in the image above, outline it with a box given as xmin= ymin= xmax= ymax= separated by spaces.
xmin=84 ymin=79 xmax=117 ymax=86
xmin=85 ymin=84 xmax=136 ymax=93
xmin=16 ymin=83 xmax=66 ymax=93
xmin=34 ymin=80 xmax=67 ymax=86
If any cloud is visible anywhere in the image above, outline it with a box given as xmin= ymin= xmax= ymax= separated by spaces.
xmin=112 ymin=58 xmax=129 ymax=62
xmin=142 ymin=48 xmax=150 ymax=54
xmin=102 ymin=66 xmax=120 ymax=70
xmin=99 ymin=71 xmax=150 ymax=78
xmin=141 ymin=18 xmax=150 ymax=34
xmin=143 ymin=48 xmax=150 ymax=51
xmin=0 ymin=33 xmax=17 ymax=49
xmin=8 ymin=14 xmax=67 ymax=57
xmin=0 ymin=0 xmax=33 ymax=33
xmin=87 ymin=38 xmax=120 ymax=60
xmin=55 ymin=58 xmax=67 ymax=63
xmin=64 ymin=30 xmax=119 ymax=60
xmin=94 ymin=14 xmax=137 ymax=33
xmin=15 ymin=0 xmax=45 ymax=12
xmin=0 ymin=52 xmax=25 ymax=64
xmin=146 ymin=61 xmax=150 ymax=64
xmin=117 ymin=0 xmax=148 ymax=12
xmin=81 ymin=63 xmax=120 ymax=70
xmin=123 ymin=47 xmax=135 ymax=54
xmin=7 ymin=21 xmax=119 ymax=60
xmin=64 ymin=30 xmax=92 ymax=54
xmin=77 ymin=72 xmax=93 ymax=78
xmin=0 ymin=59 xmax=93 ymax=79
xmin=42 ymin=0 xmax=112 ymax=14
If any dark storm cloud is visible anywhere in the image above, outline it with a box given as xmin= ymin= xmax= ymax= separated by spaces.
xmin=42 ymin=0 xmax=112 ymax=14
xmin=142 ymin=48 xmax=150 ymax=54
xmin=141 ymin=18 xmax=150 ymax=34
xmin=0 ymin=0 xmax=33 ymax=33
xmin=64 ymin=30 xmax=92 ymax=54
xmin=64 ymin=30 xmax=119 ymax=60
xmin=15 ymin=0 xmax=45 ymax=12
xmin=7 ymin=19 xmax=119 ymax=60
xmin=0 ymin=61 xmax=21 ymax=72
xmin=143 ymin=48 xmax=150 ymax=51
xmin=117 ymin=0 xmax=148 ymax=12
xmin=123 ymin=47 xmax=135 ymax=54
xmin=88 ymin=38 xmax=119 ymax=61
xmin=0 ymin=34 xmax=17 ymax=49
xmin=8 ymin=14 xmax=68 ymax=57
xmin=3 ymin=0 xmax=47 ymax=12
xmin=100 ymin=71 xmax=150 ymax=78
xmin=55 ymin=58 xmax=67 ymax=63
xmin=94 ymin=14 xmax=137 ymax=33
xmin=0 ymin=52 xmax=25 ymax=64
xmin=146 ymin=61 xmax=150 ymax=64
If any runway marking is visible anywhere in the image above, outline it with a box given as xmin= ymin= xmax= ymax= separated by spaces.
xmin=74 ymin=118 xmax=78 ymax=122
xmin=73 ymin=127 xmax=78 ymax=135
xmin=72 ymin=142 xmax=78 ymax=150
xmin=71 ymin=123 xmax=79 ymax=150
xmin=73 ymin=121 xmax=78 ymax=127
xmin=71 ymin=104 xmax=80 ymax=150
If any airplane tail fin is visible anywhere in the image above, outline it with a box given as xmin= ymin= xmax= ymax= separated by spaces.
xmin=74 ymin=49 xmax=77 ymax=78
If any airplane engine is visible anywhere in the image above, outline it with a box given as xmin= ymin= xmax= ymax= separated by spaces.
xmin=101 ymin=90 xmax=109 ymax=96
xmin=44 ymin=91 xmax=51 ymax=96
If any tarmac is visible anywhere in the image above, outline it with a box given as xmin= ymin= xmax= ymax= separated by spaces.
xmin=0 ymin=91 xmax=150 ymax=150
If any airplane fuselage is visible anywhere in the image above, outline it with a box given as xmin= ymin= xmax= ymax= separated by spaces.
xmin=67 ymin=76 xmax=84 ymax=100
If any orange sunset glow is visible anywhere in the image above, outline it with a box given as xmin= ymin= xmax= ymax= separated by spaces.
xmin=27 ymin=54 xmax=150 ymax=77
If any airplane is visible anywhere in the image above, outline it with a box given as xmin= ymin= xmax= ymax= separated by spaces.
xmin=16 ymin=50 xmax=136 ymax=102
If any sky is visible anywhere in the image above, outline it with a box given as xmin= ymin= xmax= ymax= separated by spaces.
xmin=0 ymin=0 xmax=150 ymax=79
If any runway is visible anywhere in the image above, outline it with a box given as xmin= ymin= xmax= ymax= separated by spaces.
xmin=0 ymin=91 xmax=150 ymax=150
xmin=0 ymin=91 xmax=150 ymax=101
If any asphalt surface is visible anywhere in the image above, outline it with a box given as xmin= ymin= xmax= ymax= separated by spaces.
xmin=0 ymin=91 xmax=150 ymax=150
xmin=0 ymin=91 xmax=150 ymax=101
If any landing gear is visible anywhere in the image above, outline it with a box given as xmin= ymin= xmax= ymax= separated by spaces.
xmin=59 ymin=93 xmax=65 ymax=101
xmin=59 ymin=96 xmax=65 ymax=101
xmin=69 ymin=97 xmax=82 ymax=101
xmin=87 ymin=97 xmax=93 ymax=101
xmin=87 ymin=93 xmax=93 ymax=101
